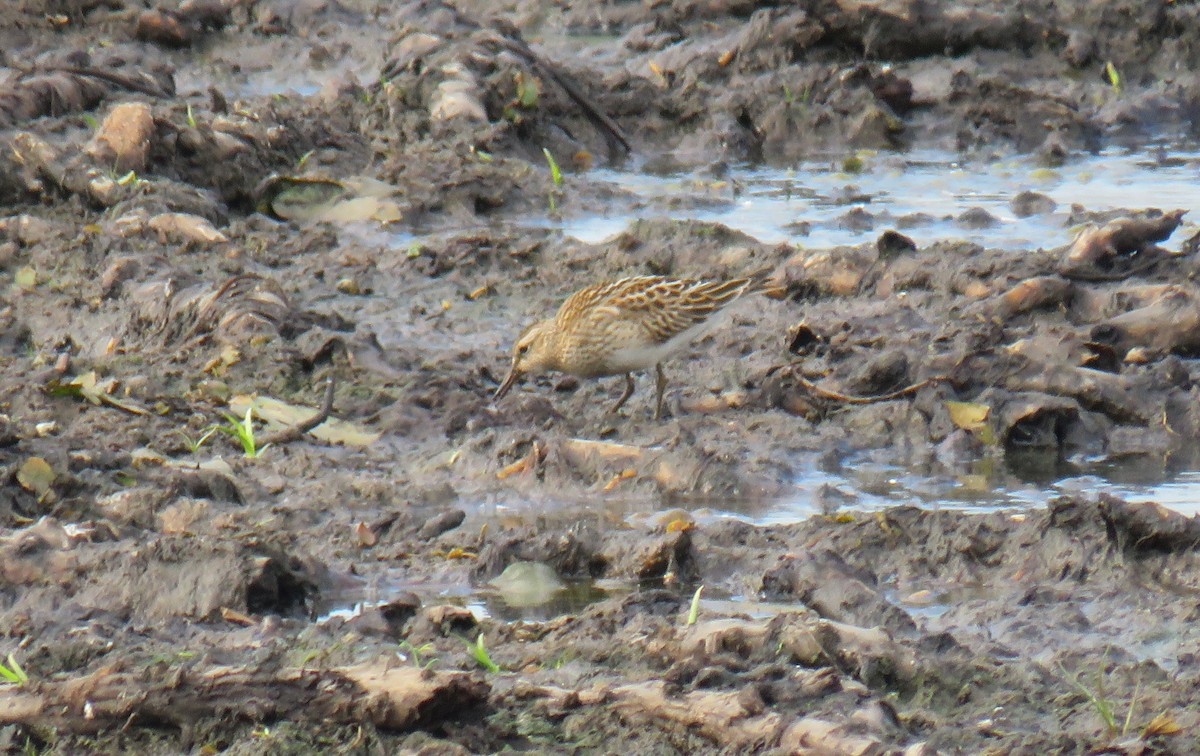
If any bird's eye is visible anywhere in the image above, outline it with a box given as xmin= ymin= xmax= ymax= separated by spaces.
xmin=517 ymin=344 xmax=529 ymax=356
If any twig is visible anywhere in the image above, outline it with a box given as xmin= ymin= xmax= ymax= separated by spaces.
xmin=261 ymin=376 xmax=337 ymax=446
xmin=481 ymin=31 xmax=632 ymax=158
xmin=795 ymin=374 xmax=943 ymax=404
xmin=54 ymin=65 xmax=173 ymax=98
xmin=14 ymin=64 xmax=172 ymax=99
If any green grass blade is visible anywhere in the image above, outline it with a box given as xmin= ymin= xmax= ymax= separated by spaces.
xmin=687 ymin=585 xmax=703 ymax=626
xmin=542 ymin=148 xmax=562 ymax=186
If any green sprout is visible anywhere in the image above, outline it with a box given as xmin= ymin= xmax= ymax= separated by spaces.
xmin=463 ymin=633 xmax=501 ymax=673
xmin=542 ymin=148 xmax=563 ymax=212
xmin=1104 ymin=61 xmax=1122 ymax=93
xmin=217 ymin=406 xmax=268 ymax=458
xmin=398 ymin=640 xmax=438 ymax=670
xmin=542 ymin=148 xmax=563 ymax=186
xmin=186 ymin=103 xmax=197 ymax=128
xmin=1059 ymin=662 xmax=1141 ymax=738
xmin=0 ymin=654 xmax=29 ymax=685
xmin=177 ymin=426 xmax=219 ymax=454
xmin=686 ymin=585 xmax=704 ymax=626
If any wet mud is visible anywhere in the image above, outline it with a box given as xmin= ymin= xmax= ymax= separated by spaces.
xmin=4 ymin=0 xmax=1200 ymax=752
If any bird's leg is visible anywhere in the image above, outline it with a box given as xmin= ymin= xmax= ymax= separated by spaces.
xmin=654 ymin=363 xmax=667 ymax=420
xmin=608 ymin=373 xmax=635 ymax=414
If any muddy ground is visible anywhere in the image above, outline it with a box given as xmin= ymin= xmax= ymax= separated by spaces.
xmin=4 ymin=0 xmax=1200 ymax=753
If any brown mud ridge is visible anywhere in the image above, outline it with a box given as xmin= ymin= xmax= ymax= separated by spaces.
xmin=4 ymin=0 xmax=1200 ymax=752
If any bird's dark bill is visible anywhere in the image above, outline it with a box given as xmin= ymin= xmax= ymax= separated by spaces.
xmin=493 ymin=367 xmax=519 ymax=401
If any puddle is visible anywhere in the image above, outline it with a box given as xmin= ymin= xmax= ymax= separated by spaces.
xmin=725 ymin=451 xmax=1200 ymax=524
xmin=315 ymin=569 xmax=617 ymax=626
xmin=560 ymin=143 xmax=1200 ymax=249
xmin=468 ymin=578 xmax=616 ymax=623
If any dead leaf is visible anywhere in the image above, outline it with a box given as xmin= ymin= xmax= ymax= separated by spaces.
xmin=946 ymin=401 xmax=989 ymax=431
xmin=496 ymin=455 xmax=534 ymax=480
xmin=355 ymin=521 xmax=378 ymax=547
xmin=496 ymin=441 xmax=544 ymax=480
xmin=665 ymin=518 xmax=694 ymax=533
xmin=148 ymin=213 xmax=227 ymax=244
xmin=47 ymin=371 xmax=150 ymax=415
xmin=228 ymin=395 xmax=380 ymax=446
xmin=1143 ymin=711 xmax=1182 ymax=737
xmin=220 ymin=606 xmax=256 ymax=626
xmin=602 ymin=468 xmax=636 ymax=491
xmin=17 ymin=457 xmax=54 ymax=498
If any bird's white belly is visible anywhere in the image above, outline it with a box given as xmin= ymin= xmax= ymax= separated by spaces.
xmin=603 ymin=322 xmax=712 ymax=373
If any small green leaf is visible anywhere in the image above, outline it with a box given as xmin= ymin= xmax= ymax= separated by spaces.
xmin=686 ymin=585 xmax=703 ymax=626
xmin=515 ymin=72 xmax=540 ymax=107
xmin=0 ymin=654 xmax=28 ymax=685
xmin=465 ymin=633 xmax=501 ymax=673
xmin=1104 ymin=61 xmax=1122 ymax=92
xmin=542 ymin=148 xmax=562 ymax=186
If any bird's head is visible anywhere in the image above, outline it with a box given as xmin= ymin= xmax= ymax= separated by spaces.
xmin=493 ymin=319 xmax=557 ymax=402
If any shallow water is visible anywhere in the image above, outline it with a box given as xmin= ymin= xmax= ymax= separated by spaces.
xmin=562 ymin=143 xmax=1200 ymax=250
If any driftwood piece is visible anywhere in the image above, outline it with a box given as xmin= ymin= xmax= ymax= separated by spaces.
xmin=1004 ymin=364 xmax=1160 ymax=424
xmin=0 ymin=663 xmax=487 ymax=735
xmin=1061 ymin=210 xmax=1186 ymax=278
xmin=609 ymin=681 xmax=884 ymax=755
xmin=1089 ymin=287 xmax=1200 ymax=357
xmin=979 ymin=275 xmax=1074 ymax=319
xmin=0 ymin=64 xmax=173 ymax=128
xmin=11 ymin=132 xmax=127 ymax=208
xmin=523 ymin=677 xmax=883 ymax=755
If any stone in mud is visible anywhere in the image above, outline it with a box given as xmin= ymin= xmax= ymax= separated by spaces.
xmin=1098 ymin=493 xmax=1200 ymax=553
xmin=1063 ymin=29 xmax=1097 ymax=67
xmin=136 ymin=9 xmax=193 ymax=47
xmin=411 ymin=605 xmax=477 ymax=639
xmin=956 ymin=206 xmax=1000 ymax=229
xmin=419 ymin=508 xmax=466 ymax=539
xmin=876 ymin=229 xmax=916 ymax=258
xmin=85 ymin=102 xmax=155 ymax=173
xmin=761 ymin=551 xmax=916 ymax=636
xmin=1009 ymin=190 xmax=1057 ymax=217
xmin=838 ymin=206 xmax=875 ymax=232
xmin=344 ymin=593 xmax=421 ymax=638
xmin=846 ymin=349 xmax=909 ymax=395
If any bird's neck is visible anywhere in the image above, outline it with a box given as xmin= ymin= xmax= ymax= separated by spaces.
xmin=540 ymin=324 xmax=565 ymax=372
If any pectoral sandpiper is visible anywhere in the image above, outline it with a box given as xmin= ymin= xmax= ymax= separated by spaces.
xmin=493 ymin=274 xmax=775 ymax=419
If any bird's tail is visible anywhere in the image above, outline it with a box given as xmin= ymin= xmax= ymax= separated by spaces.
xmin=745 ymin=267 xmax=788 ymax=300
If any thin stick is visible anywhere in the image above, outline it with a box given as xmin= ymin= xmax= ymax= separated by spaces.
xmin=261 ymin=376 xmax=336 ymax=446
xmin=795 ymin=374 xmax=943 ymax=405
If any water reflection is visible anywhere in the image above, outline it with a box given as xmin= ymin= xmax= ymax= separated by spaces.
xmin=560 ymin=143 xmax=1200 ymax=249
